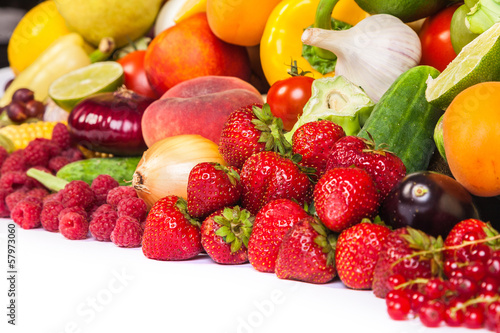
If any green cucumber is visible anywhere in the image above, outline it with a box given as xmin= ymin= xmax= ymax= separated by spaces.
xmin=56 ymin=157 xmax=141 ymax=186
xmin=357 ymin=66 xmax=444 ymax=174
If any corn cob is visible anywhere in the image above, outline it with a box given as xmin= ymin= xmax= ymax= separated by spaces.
xmin=0 ymin=121 xmax=65 ymax=151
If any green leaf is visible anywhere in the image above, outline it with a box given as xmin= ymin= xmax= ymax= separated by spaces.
xmin=231 ymin=238 xmax=242 ymax=253
xmin=225 ymin=232 xmax=236 ymax=244
xmin=215 ymin=226 xmax=231 ymax=237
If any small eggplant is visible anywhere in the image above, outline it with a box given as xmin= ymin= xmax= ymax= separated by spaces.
xmin=380 ymin=171 xmax=480 ymax=238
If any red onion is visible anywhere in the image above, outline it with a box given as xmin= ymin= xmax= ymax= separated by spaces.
xmin=68 ymin=88 xmax=154 ymax=156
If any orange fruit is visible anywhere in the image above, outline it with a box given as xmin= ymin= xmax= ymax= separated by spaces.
xmin=442 ymin=81 xmax=500 ymax=197
xmin=7 ymin=1 xmax=70 ymax=75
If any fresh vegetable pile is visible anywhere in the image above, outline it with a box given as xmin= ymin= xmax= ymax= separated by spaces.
xmin=2 ymin=0 xmax=500 ymax=331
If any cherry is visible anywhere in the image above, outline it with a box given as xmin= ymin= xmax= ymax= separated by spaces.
xmin=464 ymin=305 xmax=485 ymax=329
xmin=12 ymin=88 xmax=34 ymax=104
xmin=424 ymin=278 xmax=447 ymax=300
xmin=444 ymin=298 xmax=465 ymax=327
xmin=25 ymin=100 xmax=45 ymax=119
xmin=418 ymin=300 xmax=445 ymax=327
xmin=6 ymin=101 xmax=28 ymax=123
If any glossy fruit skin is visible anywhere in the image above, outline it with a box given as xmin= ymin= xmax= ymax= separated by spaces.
xmin=117 ymin=50 xmax=158 ymax=99
xmin=418 ymin=4 xmax=459 ymax=72
xmin=380 ymin=171 xmax=479 ymax=238
xmin=443 ymin=219 xmax=490 ymax=263
xmin=267 ymin=76 xmax=314 ymax=131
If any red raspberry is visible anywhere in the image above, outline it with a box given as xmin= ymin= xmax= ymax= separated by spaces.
xmin=106 ymin=186 xmax=137 ymax=208
xmin=51 ymin=123 xmax=72 ymax=150
xmin=58 ymin=206 xmax=88 ymax=221
xmin=0 ymin=171 xmax=29 ymax=194
xmin=91 ymin=174 xmax=119 ymax=206
xmin=110 ymin=216 xmax=143 ymax=248
xmin=117 ymin=197 xmax=147 ymax=222
xmin=43 ymin=191 xmax=63 ymax=204
xmin=24 ymin=139 xmax=50 ymax=167
xmin=0 ymin=189 xmax=10 ymax=217
xmin=26 ymin=187 xmax=49 ymax=200
xmin=40 ymin=200 xmax=65 ymax=232
xmin=89 ymin=207 xmax=118 ymax=241
xmin=0 ymin=146 xmax=9 ymax=166
xmin=61 ymin=180 xmax=95 ymax=210
xmin=48 ymin=156 xmax=70 ymax=173
xmin=90 ymin=203 xmax=114 ymax=220
xmin=60 ymin=148 xmax=84 ymax=162
xmin=59 ymin=212 xmax=89 ymax=240
xmin=1 ymin=150 xmax=27 ymax=174
xmin=5 ymin=189 xmax=28 ymax=211
xmin=11 ymin=197 xmax=42 ymax=229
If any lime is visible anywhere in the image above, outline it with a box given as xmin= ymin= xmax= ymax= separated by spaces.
xmin=353 ymin=0 xmax=448 ymax=22
xmin=49 ymin=61 xmax=124 ymax=111
xmin=425 ymin=21 xmax=500 ymax=110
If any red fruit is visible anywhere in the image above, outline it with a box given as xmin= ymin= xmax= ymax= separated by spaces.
xmin=325 ymin=136 xmax=406 ymax=199
xmin=200 ymin=206 xmax=253 ymax=264
xmin=116 ymin=197 xmax=148 ymax=222
xmin=89 ymin=206 xmax=119 ymax=242
xmin=424 ymin=277 xmax=448 ymax=300
xmin=464 ymin=305 xmax=485 ymax=329
xmin=291 ymin=120 xmax=345 ymax=178
xmin=51 ymin=122 xmax=72 ymax=150
xmin=142 ymin=196 xmax=202 ymax=261
xmin=372 ymin=227 xmax=442 ymax=298
xmin=275 ymin=217 xmax=336 ymax=284
xmin=187 ymin=162 xmax=242 ymax=219
xmin=59 ymin=212 xmax=89 ymax=240
xmin=10 ymin=197 xmax=42 ymax=229
xmin=386 ymin=289 xmax=411 ymax=320
xmin=313 ymin=167 xmax=380 ymax=232
xmin=335 ymin=221 xmax=391 ymax=289
xmin=418 ymin=300 xmax=445 ymax=327
xmin=240 ymin=151 xmax=313 ymax=215
xmin=444 ymin=298 xmax=466 ymax=327
xmin=61 ymin=180 xmax=95 ymax=210
xmin=444 ymin=219 xmax=494 ymax=262
xmin=110 ymin=216 xmax=143 ymax=248
xmin=106 ymin=186 xmax=137 ymax=208
xmin=247 ymin=199 xmax=309 ymax=273
xmin=91 ymin=174 xmax=119 ymax=206
xmin=40 ymin=200 xmax=64 ymax=232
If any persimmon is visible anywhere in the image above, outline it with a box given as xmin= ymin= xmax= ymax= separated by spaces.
xmin=442 ymin=81 xmax=500 ymax=197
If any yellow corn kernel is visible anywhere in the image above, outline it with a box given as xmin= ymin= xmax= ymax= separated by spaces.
xmin=0 ymin=121 xmax=66 ymax=151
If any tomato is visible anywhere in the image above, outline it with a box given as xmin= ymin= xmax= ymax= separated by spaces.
xmin=117 ymin=50 xmax=159 ymax=99
xmin=418 ymin=4 xmax=460 ymax=72
xmin=267 ymin=76 xmax=315 ymax=132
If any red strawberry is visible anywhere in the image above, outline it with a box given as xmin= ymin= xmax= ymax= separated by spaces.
xmin=326 ymin=135 xmax=406 ymax=199
xmin=247 ymin=199 xmax=310 ymax=273
xmin=200 ymin=206 xmax=254 ymax=264
xmin=372 ymin=227 xmax=443 ymax=298
xmin=291 ymin=119 xmax=345 ymax=178
xmin=240 ymin=151 xmax=313 ymax=215
xmin=335 ymin=220 xmax=391 ymax=289
xmin=219 ymin=103 xmax=290 ymax=169
xmin=142 ymin=196 xmax=202 ymax=261
xmin=187 ymin=162 xmax=242 ymax=219
xmin=275 ymin=216 xmax=336 ymax=284
xmin=313 ymin=167 xmax=380 ymax=232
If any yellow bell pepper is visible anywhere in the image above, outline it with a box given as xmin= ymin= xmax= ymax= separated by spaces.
xmin=260 ymin=0 xmax=369 ymax=86
xmin=1 ymin=33 xmax=93 ymax=107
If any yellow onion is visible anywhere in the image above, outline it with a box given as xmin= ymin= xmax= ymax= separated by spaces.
xmin=132 ymin=134 xmax=226 ymax=209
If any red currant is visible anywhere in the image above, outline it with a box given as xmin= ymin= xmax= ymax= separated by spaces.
xmin=486 ymin=300 xmax=500 ymax=331
xmin=387 ymin=274 xmax=406 ymax=290
xmin=418 ymin=300 xmax=445 ymax=328
xmin=424 ymin=278 xmax=447 ymax=300
xmin=387 ymin=297 xmax=411 ymax=321
xmin=469 ymin=243 xmax=492 ymax=264
xmin=464 ymin=261 xmax=487 ymax=282
xmin=464 ymin=305 xmax=485 ymax=329
xmin=444 ymin=259 xmax=461 ymax=278
xmin=407 ymin=290 xmax=428 ymax=312
xmin=444 ymin=298 xmax=465 ymax=327
xmin=480 ymin=276 xmax=500 ymax=294
xmin=449 ymin=276 xmax=478 ymax=299
xmin=486 ymin=257 xmax=500 ymax=279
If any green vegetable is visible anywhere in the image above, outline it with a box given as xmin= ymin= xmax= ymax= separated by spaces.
xmin=56 ymin=157 xmax=141 ymax=185
xmin=358 ymin=66 xmax=444 ymax=174
xmin=284 ymin=76 xmax=375 ymax=141
xmin=353 ymin=0 xmax=449 ymax=22
xmin=451 ymin=4 xmax=480 ymax=54
xmin=466 ymin=0 xmax=500 ymax=34
xmin=26 ymin=168 xmax=69 ymax=192
xmin=433 ymin=114 xmax=447 ymax=163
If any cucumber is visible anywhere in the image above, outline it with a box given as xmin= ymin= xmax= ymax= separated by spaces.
xmin=357 ymin=66 xmax=444 ymax=174
xmin=56 ymin=157 xmax=141 ymax=186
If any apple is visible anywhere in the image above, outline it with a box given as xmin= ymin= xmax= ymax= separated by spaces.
xmin=145 ymin=13 xmax=252 ymax=96
xmin=141 ymin=76 xmax=264 ymax=147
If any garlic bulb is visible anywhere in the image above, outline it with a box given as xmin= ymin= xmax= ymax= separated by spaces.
xmin=302 ymin=14 xmax=422 ymax=102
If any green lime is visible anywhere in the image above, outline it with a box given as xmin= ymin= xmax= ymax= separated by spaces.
xmin=48 ymin=61 xmax=124 ymax=111
xmin=353 ymin=0 xmax=448 ymax=22
xmin=425 ymin=21 xmax=500 ymax=110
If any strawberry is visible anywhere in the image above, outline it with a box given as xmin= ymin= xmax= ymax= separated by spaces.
xmin=200 ymin=206 xmax=254 ymax=264
xmin=240 ymin=151 xmax=313 ymax=215
xmin=291 ymin=119 xmax=345 ymax=179
xmin=372 ymin=227 xmax=443 ymax=298
xmin=218 ymin=103 xmax=290 ymax=169
xmin=142 ymin=196 xmax=202 ymax=261
xmin=335 ymin=219 xmax=391 ymax=289
xmin=247 ymin=199 xmax=310 ymax=273
xmin=275 ymin=216 xmax=337 ymax=284
xmin=325 ymin=135 xmax=406 ymax=200
xmin=313 ymin=167 xmax=380 ymax=232
xmin=187 ymin=162 xmax=242 ymax=219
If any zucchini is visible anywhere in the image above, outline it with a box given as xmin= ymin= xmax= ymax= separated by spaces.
xmin=56 ymin=157 xmax=141 ymax=186
xmin=357 ymin=66 xmax=444 ymax=174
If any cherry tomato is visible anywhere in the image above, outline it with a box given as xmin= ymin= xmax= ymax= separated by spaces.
xmin=418 ymin=4 xmax=460 ymax=72
xmin=266 ymin=75 xmax=314 ymax=132
xmin=117 ymin=50 xmax=158 ymax=99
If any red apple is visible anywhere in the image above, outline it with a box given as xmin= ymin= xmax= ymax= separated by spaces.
xmin=141 ymin=75 xmax=264 ymax=147
xmin=144 ymin=13 xmax=252 ymax=96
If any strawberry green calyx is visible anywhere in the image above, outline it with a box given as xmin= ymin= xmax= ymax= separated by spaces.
xmin=213 ymin=163 xmax=240 ymax=186
xmin=312 ymin=218 xmax=338 ymax=267
xmin=252 ymin=104 xmax=292 ymax=156
xmin=483 ymin=222 xmax=500 ymax=249
xmin=214 ymin=206 xmax=254 ymax=253
xmin=176 ymin=197 xmax=201 ymax=228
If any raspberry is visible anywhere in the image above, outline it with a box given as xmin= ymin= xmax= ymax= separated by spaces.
xmin=51 ymin=123 xmax=72 ymax=150
xmin=1 ymin=150 xmax=27 ymax=174
xmin=59 ymin=212 xmax=89 ymax=240
xmin=110 ymin=216 xmax=143 ymax=248
xmin=91 ymin=174 xmax=119 ymax=206
xmin=61 ymin=148 xmax=84 ymax=162
xmin=0 ymin=171 xmax=29 ymax=194
xmin=89 ymin=207 xmax=118 ymax=241
xmin=58 ymin=206 xmax=88 ymax=221
xmin=26 ymin=187 xmax=49 ymax=200
xmin=106 ymin=186 xmax=137 ymax=208
xmin=5 ymin=189 xmax=28 ymax=211
xmin=117 ymin=197 xmax=148 ymax=222
xmin=89 ymin=203 xmax=114 ymax=220
xmin=0 ymin=189 xmax=10 ymax=217
xmin=24 ymin=139 xmax=50 ymax=167
xmin=48 ymin=156 xmax=70 ymax=173
xmin=43 ymin=191 xmax=63 ymax=204
xmin=61 ymin=180 xmax=95 ymax=210
xmin=40 ymin=200 xmax=64 ymax=232
xmin=0 ymin=146 xmax=9 ymax=166
xmin=11 ymin=197 xmax=42 ymax=229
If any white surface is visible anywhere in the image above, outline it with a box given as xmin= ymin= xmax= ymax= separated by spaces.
xmin=0 ymin=218 xmax=489 ymax=333
xmin=0 ymin=67 xmax=14 ymax=95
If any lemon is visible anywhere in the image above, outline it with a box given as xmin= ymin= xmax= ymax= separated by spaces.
xmin=426 ymin=22 xmax=500 ymax=110
xmin=7 ymin=0 xmax=70 ymax=75
xmin=174 ymin=0 xmax=207 ymax=23
xmin=48 ymin=62 xmax=124 ymax=111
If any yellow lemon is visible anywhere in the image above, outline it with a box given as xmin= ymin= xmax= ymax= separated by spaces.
xmin=8 ymin=0 xmax=70 ymax=75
